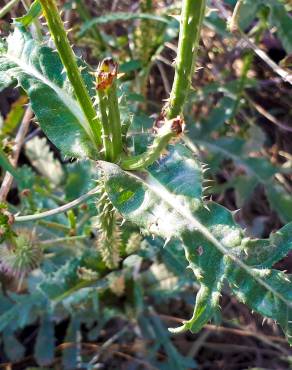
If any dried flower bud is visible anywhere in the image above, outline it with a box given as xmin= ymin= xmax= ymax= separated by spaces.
xmin=154 ymin=114 xmax=185 ymax=136
xmin=96 ymin=57 xmax=118 ymax=91
xmin=170 ymin=116 xmax=185 ymax=135
xmin=20 ymin=189 xmax=31 ymax=197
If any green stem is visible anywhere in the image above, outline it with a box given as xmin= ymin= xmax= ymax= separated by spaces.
xmin=107 ymin=81 xmax=122 ymax=161
xmin=0 ymin=0 xmax=20 ymax=18
xmin=121 ymin=122 xmax=176 ymax=170
xmin=98 ymin=90 xmax=114 ymax=161
xmin=39 ymin=0 xmax=102 ymax=148
xmin=165 ymin=0 xmax=206 ymax=119
xmin=20 ymin=0 xmax=43 ymax=41
xmin=38 ymin=220 xmax=70 ymax=232
xmin=96 ymin=58 xmax=123 ymax=162
xmin=122 ymin=0 xmax=206 ymax=170
xmin=40 ymin=235 xmax=87 ymax=246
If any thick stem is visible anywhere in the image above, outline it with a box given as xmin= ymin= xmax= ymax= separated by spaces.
xmin=107 ymin=81 xmax=122 ymax=161
xmin=97 ymin=90 xmax=114 ymax=161
xmin=39 ymin=0 xmax=102 ymax=148
xmin=96 ymin=58 xmax=123 ymax=162
xmin=165 ymin=0 xmax=206 ymax=119
xmin=121 ymin=0 xmax=206 ymax=171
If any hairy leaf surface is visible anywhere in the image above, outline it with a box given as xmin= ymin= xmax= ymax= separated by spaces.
xmin=100 ymin=144 xmax=292 ymax=343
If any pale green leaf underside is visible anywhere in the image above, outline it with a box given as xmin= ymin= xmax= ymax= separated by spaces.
xmin=0 ymin=27 xmax=97 ymax=158
xmin=101 ymin=144 xmax=292 ymax=343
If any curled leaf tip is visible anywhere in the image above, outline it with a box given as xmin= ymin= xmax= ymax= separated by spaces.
xmin=168 ymin=323 xmax=187 ymax=334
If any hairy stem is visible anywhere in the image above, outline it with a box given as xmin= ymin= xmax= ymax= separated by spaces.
xmin=39 ymin=0 xmax=102 ymax=148
xmin=165 ymin=0 xmax=206 ymax=119
xmin=96 ymin=181 xmax=121 ymax=269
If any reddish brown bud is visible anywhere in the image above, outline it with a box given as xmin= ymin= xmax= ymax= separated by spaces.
xmin=170 ymin=116 xmax=185 ymax=135
xmin=96 ymin=58 xmax=118 ymax=91
xmin=80 ymin=204 xmax=88 ymax=211
xmin=20 ymin=189 xmax=31 ymax=197
xmin=154 ymin=114 xmax=185 ymax=135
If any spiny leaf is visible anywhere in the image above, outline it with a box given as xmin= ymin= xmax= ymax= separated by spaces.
xmin=0 ymin=27 xmax=97 ymax=158
xmin=100 ymin=143 xmax=292 ymax=343
xmin=229 ymin=268 xmax=292 ymax=341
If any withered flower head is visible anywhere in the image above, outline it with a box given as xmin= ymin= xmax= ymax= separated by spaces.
xmin=96 ymin=57 xmax=118 ymax=91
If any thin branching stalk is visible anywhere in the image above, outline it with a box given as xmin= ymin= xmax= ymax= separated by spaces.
xmin=15 ymin=186 xmax=99 ymax=222
xmin=20 ymin=0 xmax=43 ymax=41
xmin=39 ymin=0 xmax=102 ymax=148
xmin=165 ymin=0 xmax=206 ymax=119
xmin=40 ymin=235 xmax=87 ymax=246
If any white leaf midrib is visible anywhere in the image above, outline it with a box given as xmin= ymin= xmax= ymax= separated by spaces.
xmin=6 ymin=53 xmax=95 ymax=144
xmin=127 ymin=169 xmax=292 ymax=309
